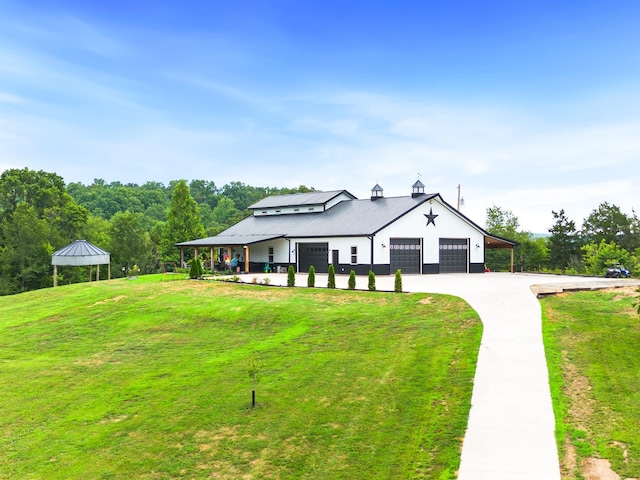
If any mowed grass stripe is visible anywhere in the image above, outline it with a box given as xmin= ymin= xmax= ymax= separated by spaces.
xmin=0 ymin=274 xmax=481 ymax=479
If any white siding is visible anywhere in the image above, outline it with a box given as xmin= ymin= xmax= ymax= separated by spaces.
xmin=374 ymin=197 xmax=485 ymax=265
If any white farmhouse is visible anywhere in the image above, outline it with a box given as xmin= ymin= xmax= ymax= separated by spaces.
xmin=176 ymin=181 xmax=515 ymax=275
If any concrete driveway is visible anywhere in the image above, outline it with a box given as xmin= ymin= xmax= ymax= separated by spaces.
xmin=239 ymin=272 xmax=640 ymax=479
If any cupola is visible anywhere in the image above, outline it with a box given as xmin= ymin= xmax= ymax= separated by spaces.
xmin=412 ymin=179 xmax=425 ymax=197
xmin=371 ymin=183 xmax=384 ymax=200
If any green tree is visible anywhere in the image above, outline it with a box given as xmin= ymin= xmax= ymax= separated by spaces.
xmin=327 ymin=264 xmax=336 ymax=289
xmin=212 ymin=197 xmax=240 ymax=227
xmin=348 ymin=270 xmax=356 ymax=290
xmin=517 ymin=236 xmax=549 ymax=272
xmin=108 ymin=211 xmax=152 ymax=276
xmin=287 ymin=265 xmax=295 ymax=287
xmin=161 ymin=180 xmax=205 ymax=263
xmin=368 ymin=270 xmax=376 ymax=291
xmin=0 ymin=168 xmax=89 ymax=294
xmin=394 ymin=269 xmax=403 ymax=293
xmin=547 ymin=209 xmax=580 ymax=270
xmin=581 ymin=202 xmax=631 ymax=249
xmin=486 ymin=204 xmax=519 ymax=238
xmin=307 ymin=265 xmax=316 ymax=287
xmin=582 ymin=240 xmax=636 ymax=277
xmin=0 ymin=204 xmax=53 ymax=295
xmin=485 ymin=205 xmax=520 ymax=271
xmin=0 ymin=168 xmax=67 ymax=220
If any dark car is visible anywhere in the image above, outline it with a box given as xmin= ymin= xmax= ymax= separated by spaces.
xmin=605 ymin=264 xmax=630 ymax=278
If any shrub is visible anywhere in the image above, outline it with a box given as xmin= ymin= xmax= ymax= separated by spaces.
xmin=189 ymin=258 xmax=204 ymax=279
xmin=394 ymin=269 xmax=402 ymax=293
xmin=328 ymin=264 xmax=336 ymax=289
xmin=368 ymin=270 xmax=376 ymax=291
xmin=287 ymin=265 xmax=295 ymax=287
xmin=307 ymin=265 xmax=316 ymax=287
xmin=348 ymin=270 xmax=356 ymax=290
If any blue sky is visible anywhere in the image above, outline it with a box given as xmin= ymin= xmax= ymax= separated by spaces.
xmin=1 ymin=1 xmax=639 ymax=232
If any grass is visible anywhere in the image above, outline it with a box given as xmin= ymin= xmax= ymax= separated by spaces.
xmin=542 ymin=288 xmax=640 ymax=479
xmin=0 ymin=274 xmax=482 ymax=479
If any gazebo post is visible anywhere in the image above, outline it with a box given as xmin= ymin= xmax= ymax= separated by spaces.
xmin=89 ymin=265 xmax=92 ymax=282
xmin=244 ymin=245 xmax=249 ymax=273
xmin=210 ymin=247 xmax=214 ymax=273
xmin=53 ymin=265 xmax=57 ymax=287
xmin=96 ymin=264 xmax=100 ymax=281
xmin=180 ymin=248 xmax=185 ymax=269
xmin=108 ymin=264 xmax=111 ymax=280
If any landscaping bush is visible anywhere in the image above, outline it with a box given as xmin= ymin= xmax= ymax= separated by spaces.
xmin=348 ymin=270 xmax=356 ymax=290
xmin=287 ymin=265 xmax=295 ymax=287
xmin=394 ymin=269 xmax=402 ymax=293
xmin=368 ymin=270 xmax=376 ymax=291
xmin=189 ymin=258 xmax=204 ymax=279
xmin=328 ymin=264 xmax=336 ymax=289
xmin=307 ymin=265 xmax=316 ymax=288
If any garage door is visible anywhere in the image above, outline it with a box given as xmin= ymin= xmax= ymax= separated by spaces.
xmin=439 ymin=238 xmax=468 ymax=273
xmin=390 ymin=238 xmax=421 ymax=274
xmin=298 ymin=243 xmax=329 ymax=273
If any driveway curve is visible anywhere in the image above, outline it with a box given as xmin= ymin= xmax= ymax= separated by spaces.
xmin=239 ymin=272 xmax=640 ymax=479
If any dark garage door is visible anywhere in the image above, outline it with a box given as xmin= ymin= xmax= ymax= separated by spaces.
xmin=390 ymin=238 xmax=421 ymax=274
xmin=298 ymin=243 xmax=329 ymax=273
xmin=439 ymin=238 xmax=468 ymax=273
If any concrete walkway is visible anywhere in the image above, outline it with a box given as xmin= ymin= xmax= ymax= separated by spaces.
xmin=236 ymin=272 xmax=640 ymax=479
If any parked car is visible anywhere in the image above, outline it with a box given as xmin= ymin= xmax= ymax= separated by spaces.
xmin=605 ymin=264 xmax=630 ymax=278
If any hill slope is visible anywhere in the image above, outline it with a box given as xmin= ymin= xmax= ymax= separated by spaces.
xmin=0 ymin=275 xmax=482 ymax=479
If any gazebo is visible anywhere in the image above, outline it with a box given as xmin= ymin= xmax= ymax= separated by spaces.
xmin=52 ymin=240 xmax=111 ymax=287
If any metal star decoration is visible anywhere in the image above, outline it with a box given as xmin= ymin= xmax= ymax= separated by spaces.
xmin=424 ymin=207 xmax=438 ymax=227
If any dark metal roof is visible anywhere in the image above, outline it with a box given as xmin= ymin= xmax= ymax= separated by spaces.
xmin=248 ymin=190 xmax=356 ymax=210
xmin=176 ymin=234 xmax=284 ymax=247
xmin=176 ymin=191 xmax=517 ymax=249
xmin=224 ymin=194 xmax=438 ymax=238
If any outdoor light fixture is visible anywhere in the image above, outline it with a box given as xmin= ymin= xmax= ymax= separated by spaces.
xmin=382 ymin=243 xmax=387 ymax=248
xmin=475 ymin=243 xmax=481 ymax=248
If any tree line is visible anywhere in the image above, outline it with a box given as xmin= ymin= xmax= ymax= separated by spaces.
xmin=485 ymin=204 xmax=640 ymax=275
xmin=0 ymin=168 xmax=313 ymax=295
xmin=0 ymin=167 xmax=637 ymax=296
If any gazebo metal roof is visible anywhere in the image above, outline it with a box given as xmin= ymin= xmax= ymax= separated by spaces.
xmin=52 ymin=240 xmax=111 ymax=266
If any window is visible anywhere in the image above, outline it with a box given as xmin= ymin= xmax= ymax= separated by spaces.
xmin=350 ymin=246 xmax=357 ymax=265
xmin=268 ymin=247 xmax=274 ymax=263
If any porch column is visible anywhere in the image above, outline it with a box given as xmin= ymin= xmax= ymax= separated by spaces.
xmin=210 ymin=247 xmax=215 ymax=273
xmin=108 ymin=263 xmax=111 ymax=280
xmin=180 ymin=248 xmax=185 ymax=269
xmin=510 ymin=248 xmax=514 ymax=273
xmin=96 ymin=264 xmax=100 ymax=281
xmin=53 ymin=265 xmax=57 ymax=287
xmin=244 ymin=245 xmax=249 ymax=273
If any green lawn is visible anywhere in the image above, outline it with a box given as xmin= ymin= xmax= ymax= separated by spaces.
xmin=0 ymin=274 xmax=482 ymax=479
xmin=542 ymin=288 xmax=640 ymax=479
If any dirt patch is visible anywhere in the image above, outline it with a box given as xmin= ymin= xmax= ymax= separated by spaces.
xmin=562 ymin=350 xmax=595 ymax=428
xmin=89 ymin=295 xmax=126 ymax=307
xmin=418 ymin=296 xmax=433 ymax=304
xmin=581 ymin=458 xmax=620 ymax=480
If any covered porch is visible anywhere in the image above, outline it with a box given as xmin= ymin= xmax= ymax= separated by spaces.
xmin=484 ymin=234 xmax=518 ymax=273
xmin=175 ymin=234 xmax=285 ymax=274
